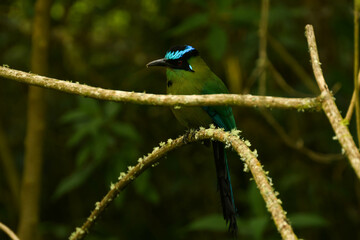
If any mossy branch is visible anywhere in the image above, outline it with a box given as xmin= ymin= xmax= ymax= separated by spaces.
xmin=68 ymin=127 xmax=297 ymax=240
xmin=0 ymin=66 xmax=320 ymax=110
xmin=305 ymin=24 xmax=360 ymax=179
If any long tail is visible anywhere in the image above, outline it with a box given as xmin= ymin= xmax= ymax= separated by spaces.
xmin=212 ymin=141 xmax=238 ymax=235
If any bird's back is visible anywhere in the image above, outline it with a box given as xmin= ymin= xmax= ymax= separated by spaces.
xmin=166 ymin=56 xmax=235 ymax=130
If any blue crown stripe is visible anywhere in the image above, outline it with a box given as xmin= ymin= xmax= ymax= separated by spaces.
xmin=165 ymin=45 xmax=195 ymax=60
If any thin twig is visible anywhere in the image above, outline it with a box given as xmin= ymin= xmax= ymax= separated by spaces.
xmin=0 ymin=222 xmax=20 ymax=240
xmin=260 ymin=109 xmax=344 ymax=163
xmin=305 ymin=24 xmax=360 ymax=179
xmin=354 ymin=1 xmax=360 ymax=146
xmin=268 ymin=35 xmax=318 ymax=94
xmin=0 ymin=66 xmax=321 ymax=110
xmin=258 ymin=0 xmax=269 ymax=95
xmin=68 ymin=128 xmax=297 ymax=240
xmin=345 ymin=71 xmax=360 ymax=122
xmin=0 ymin=121 xmax=20 ymax=203
xmin=268 ymin=61 xmax=312 ymax=97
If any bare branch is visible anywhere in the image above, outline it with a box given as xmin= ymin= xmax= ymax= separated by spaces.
xmin=260 ymin=109 xmax=344 ymax=163
xmin=0 ymin=121 xmax=20 ymax=204
xmin=354 ymin=1 xmax=360 ymax=146
xmin=305 ymin=24 xmax=360 ymax=179
xmin=0 ymin=222 xmax=20 ymax=240
xmin=345 ymin=71 xmax=360 ymax=122
xmin=0 ymin=66 xmax=321 ymax=110
xmin=17 ymin=0 xmax=51 ymax=239
xmin=258 ymin=0 xmax=270 ymax=95
xmin=69 ymin=128 xmax=297 ymax=240
xmin=268 ymin=35 xmax=319 ymax=94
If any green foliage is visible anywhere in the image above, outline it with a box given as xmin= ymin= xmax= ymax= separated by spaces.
xmin=237 ymin=216 xmax=269 ymax=240
xmin=168 ymin=13 xmax=208 ymax=36
xmin=206 ymin=25 xmax=227 ymax=60
xmin=52 ymin=161 xmax=97 ymax=200
xmin=289 ymin=213 xmax=329 ymax=228
xmin=54 ymin=97 xmax=141 ymax=199
xmin=185 ymin=214 xmax=227 ymax=231
xmin=134 ymin=171 xmax=160 ymax=204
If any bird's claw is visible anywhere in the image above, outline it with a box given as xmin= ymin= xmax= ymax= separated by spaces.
xmin=182 ymin=129 xmax=196 ymax=144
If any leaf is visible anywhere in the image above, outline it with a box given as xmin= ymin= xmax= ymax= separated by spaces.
xmin=230 ymin=6 xmax=260 ymax=24
xmin=78 ymin=97 xmax=101 ymax=115
xmin=289 ymin=213 xmax=329 ymax=228
xmin=133 ymin=171 xmax=159 ymax=204
xmin=110 ymin=122 xmax=140 ymax=142
xmin=168 ymin=13 xmax=208 ymax=36
xmin=60 ymin=110 xmax=87 ymax=124
xmin=248 ymin=182 xmax=267 ymax=216
xmin=217 ymin=0 xmax=233 ymax=11
xmin=234 ymin=216 xmax=269 ymax=239
xmin=246 ymin=216 xmax=269 ymax=240
xmin=186 ymin=214 xmax=227 ymax=232
xmin=75 ymin=145 xmax=91 ymax=166
xmin=92 ymin=132 xmax=113 ymax=161
xmin=66 ymin=126 xmax=90 ymax=147
xmin=104 ymin=101 xmax=121 ymax=119
xmin=52 ymin=163 xmax=96 ymax=200
xmin=206 ymin=25 xmax=227 ymax=60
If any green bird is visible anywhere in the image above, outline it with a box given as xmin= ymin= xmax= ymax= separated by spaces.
xmin=147 ymin=45 xmax=238 ymax=234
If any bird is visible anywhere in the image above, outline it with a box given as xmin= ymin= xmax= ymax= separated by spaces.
xmin=146 ymin=45 xmax=238 ymax=234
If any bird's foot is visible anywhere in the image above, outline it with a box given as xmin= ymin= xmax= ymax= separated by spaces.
xmin=182 ymin=129 xmax=197 ymax=144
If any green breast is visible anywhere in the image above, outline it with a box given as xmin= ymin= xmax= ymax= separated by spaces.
xmin=166 ymin=68 xmax=213 ymax=128
xmin=165 ymin=57 xmax=235 ymax=130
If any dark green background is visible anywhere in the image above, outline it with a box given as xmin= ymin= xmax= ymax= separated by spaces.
xmin=0 ymin=0 xmax=358 ymax=239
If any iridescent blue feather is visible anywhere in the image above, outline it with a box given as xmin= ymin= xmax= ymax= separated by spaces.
xmin=165 ymin=45 xmax=195 ymax=60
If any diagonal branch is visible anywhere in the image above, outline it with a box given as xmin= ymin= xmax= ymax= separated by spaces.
xmin=305 ymin=24 xmax=360 ymax=179
xmin=0 ymin=222 xmax=20 ymax=240
xmin=354 ymin=1 xmax=360 ymax=146
xmin=0 ymin=66 xmax=321 ymax=110
xmin=268 ymin=35 xmax=319 ymax=94
xmin=260 ymin=109 xmax=344 ymax=163
xmin=68 ymin=128 xmax=297 ymax=240
xmin=345 ymin=71 xmax=360 ymax=122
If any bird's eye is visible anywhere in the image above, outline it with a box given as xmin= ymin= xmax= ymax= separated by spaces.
xmin=177 ymin=60 xmax=182 ymax=65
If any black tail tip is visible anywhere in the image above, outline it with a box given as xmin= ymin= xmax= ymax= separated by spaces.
xmin=227 ymin=217 xmax=238 ymax=237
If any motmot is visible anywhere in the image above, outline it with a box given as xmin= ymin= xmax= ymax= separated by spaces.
xmin=147 ymin=45 xmax=238 ymax=234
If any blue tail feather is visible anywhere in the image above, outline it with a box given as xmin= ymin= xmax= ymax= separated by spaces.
xmin=212 ymin=141 xmax=238 ymax=235
xmin=202 ymin=106 xmax=238 ymax=234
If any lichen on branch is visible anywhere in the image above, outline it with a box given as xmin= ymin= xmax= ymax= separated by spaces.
xmin=68 ymin=127 xmax=297 ymax=240
xmin=0 ymin=66 xmax=320 ymax=110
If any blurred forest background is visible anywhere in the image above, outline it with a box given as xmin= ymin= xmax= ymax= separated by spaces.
xmin=0 ymin=0 xmax=359 ymax=239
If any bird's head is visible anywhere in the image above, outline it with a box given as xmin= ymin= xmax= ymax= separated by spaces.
xmin=146 ymin=45 xmax=199 ymax=72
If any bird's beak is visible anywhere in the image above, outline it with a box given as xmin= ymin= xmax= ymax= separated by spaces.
xmin=146 ymin=58 xmax=168 ymax=68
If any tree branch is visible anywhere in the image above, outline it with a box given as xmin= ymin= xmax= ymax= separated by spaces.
xmin=0 ymin=222 xmax=20 ymax=240
xmin=345 ymin=71 xmax=360 ymax=122
xmin=0 ymin=66 xmax=321 ymax=110
xmin=0 ymin=121 xmax=20 ymax=205
xmin=258 ymin=0 xmax=270 ymax=95
xmin=305 ymin=24 xmax=360 ymax=179
xmin=17 ymin=0 xmax=51 ymax=239
xmin=268 ymin=35 xmax=319 ymax=94
xmin=354 ymin=0 xmax=360 ymax=146
xmin=68 ymin=127 xmax=297 ymax=240
xmin=260 ymin=109 xmax=344 ymax=163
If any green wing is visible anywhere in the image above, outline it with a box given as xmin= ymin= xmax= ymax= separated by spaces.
xmin=201 ymin=79 xmax=236 ymax=131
